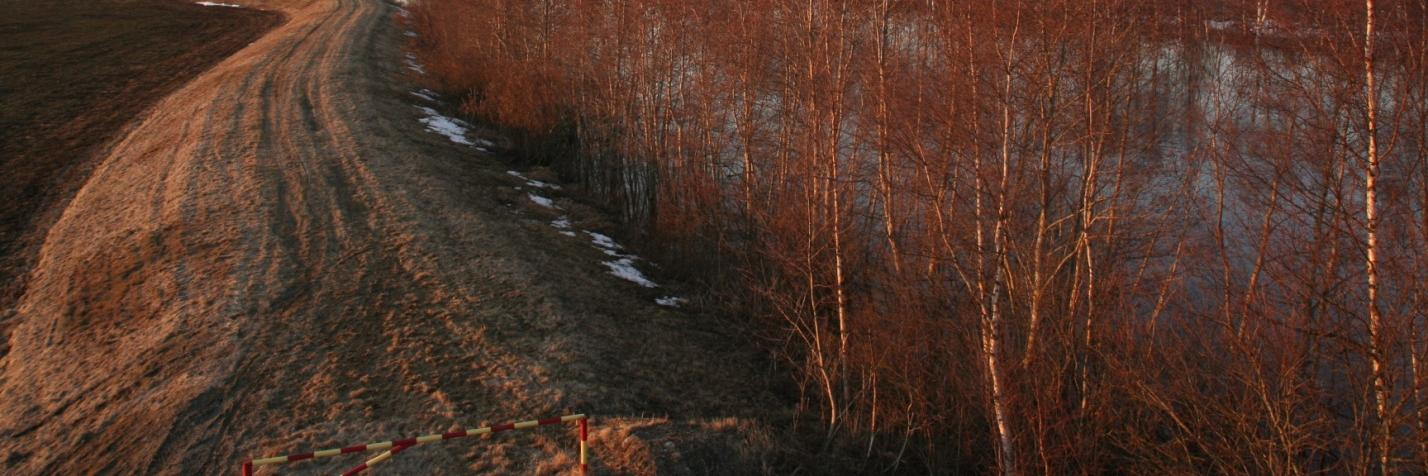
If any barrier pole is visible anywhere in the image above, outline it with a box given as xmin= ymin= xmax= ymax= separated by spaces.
xmin=579 ymin=417 xmax=588 ymax=475
xmin=341 ymin=441 xmax=413 ymax=476
xmin=242 ymin=413 xmax=589 ymax=473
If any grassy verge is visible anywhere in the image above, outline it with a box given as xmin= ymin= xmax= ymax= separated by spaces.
xmin=0 ymin=0 xmax=282 ymax=355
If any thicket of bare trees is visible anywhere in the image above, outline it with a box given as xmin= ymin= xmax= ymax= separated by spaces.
xmin=409 ymin=0 xmax=1427 ymax=472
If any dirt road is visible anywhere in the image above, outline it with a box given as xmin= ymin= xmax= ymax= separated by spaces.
xmin=0 ymin=1 xmax=780 ymax=473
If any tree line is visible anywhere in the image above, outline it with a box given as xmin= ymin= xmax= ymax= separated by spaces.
xmin=409 ymin=0 xmax=1428 ymax=472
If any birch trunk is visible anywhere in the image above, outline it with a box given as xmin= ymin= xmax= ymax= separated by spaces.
xmin=1362 ymin=1 xmax=1391 ymax=472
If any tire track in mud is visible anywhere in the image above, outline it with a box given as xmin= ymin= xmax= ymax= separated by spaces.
xmin=0 ymin=1 xmax=785 ymax=474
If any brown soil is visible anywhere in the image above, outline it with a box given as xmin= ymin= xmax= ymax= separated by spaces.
xmin=0 ymin=0 xmax=785 ymax=474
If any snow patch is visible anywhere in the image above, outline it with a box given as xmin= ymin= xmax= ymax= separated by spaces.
xmin=410 ymin=89 xmax=438 ymax=102
xmin=405 ymin=31 xmax=418 ymax=38
xmin=582 ymin=230 xmax=663 ymax=289
xmin=655 ymin=296 xmax=686 ymax=307
xmin=404 ymin=53 xmax=426 ymax=75
xmin=508 ymin=169 xmax=560 ymax=189
xmin=528 ymin=194 xmax=556 ymax=209
xmin=415 ymin=106 xmax=473 ymax=145
xmin=552 ymin=218 xmax=578 ymax=237
xmin=195 ymin=1 xmax=242 ymax=7
xmin=586 ymin=231 xmax=625 ymax=256
xmin=605 ymin=259 xmax=657 ymax=288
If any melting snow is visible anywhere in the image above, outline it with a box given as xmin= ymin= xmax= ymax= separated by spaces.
xmin=410 ymin=89 xmax=438 ymax=102
xmin=404 ymin=53 xmax=426 ymax=75
xmin=528 ymin=194 xmax=556 ymax=208
xmin=415 ymin=106 xmax=472 ymax=145
xmin=508 ymin=170 xmax=560 ymax=189
xmin=585 ymin=230 xmax=658 ymax=287
xmin=586 ymin=231 xmax=626 ymax=257
xmin=506 ymin=174 xmax=661 ymax=291
xmin=195 ymin=1 xmax=242 ymax=7
xmin=605 ymin=258 xmax=657 ymax=288
xmin=655 ymin=296 xmax=686 ymax=307
xmin=551 ymin=216 xmax=577 ymax=236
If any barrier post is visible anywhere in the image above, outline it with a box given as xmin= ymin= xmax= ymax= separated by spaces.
xmin=241 ymin=460 xmax=252 ymax=476
xmin=579 ymin=417 xmax=588 ymax=475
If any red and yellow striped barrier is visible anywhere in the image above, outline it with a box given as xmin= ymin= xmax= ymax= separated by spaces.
xmin=240 ymin=413 xmax=588 ymax=475
xmin=339 ymin=440 xmax=413 ymax=476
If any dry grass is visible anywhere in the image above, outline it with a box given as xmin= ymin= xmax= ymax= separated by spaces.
xmin=0 ymin=0 xmax=280 ymax=356
xmin=0 ymin=2 xmax=797 ymax=473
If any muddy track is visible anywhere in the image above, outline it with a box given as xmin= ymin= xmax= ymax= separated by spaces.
xmin=0 ymin=1 xmax=781 ymax=474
